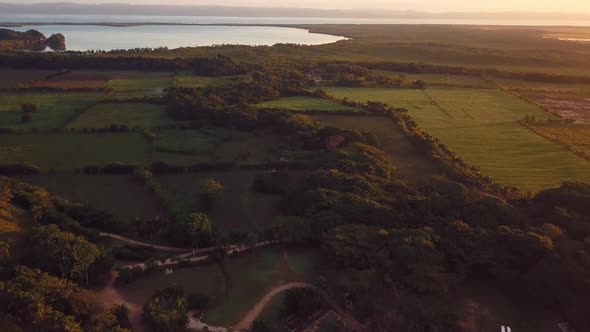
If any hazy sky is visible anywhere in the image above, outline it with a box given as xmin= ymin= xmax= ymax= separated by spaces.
xmin=9 ymin=0 xmax=590 ymax=13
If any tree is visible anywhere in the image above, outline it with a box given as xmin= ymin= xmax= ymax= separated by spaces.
xmin=142 ymin=287 xmax=188 ymax=332
xmin=186 ymin=213 xmax=213 ymax=249
xmin=0 ymin=240 xmax=10 ymax=263
xmin=29 ymin=225 xmax=101 ymax=284
xmin=0 ymin=266 xmax=93 ymax=331
xmin=20 ymin=103 xmax=36 ymax=123
xmin=199 ymin=179 xmax=223 ymax=212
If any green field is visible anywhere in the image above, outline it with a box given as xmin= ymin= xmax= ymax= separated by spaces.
xmin=23 ymin=174 xmax=163 ymax=221
xmin=156 ymin=171 xmax=281 ymax=231
xmin=0 ymin=133 xmax=150 ymax=171
xmin=310 ymin=114 xmax=438 ymax=181
xmin=369 ymin=71 xmax=494 ymax=88
xmin=528 ymin=122 xmax=590 ymax=158
xmin=0 ymin=92 xmax=100 ymax=129
xmin=66 ymin=103 xmax=172 ymax=129
xmin=257 ymin=96 xmax=359 ymax=112
xmin=119 ymin=249 xmax=318 ymax=326
xmin=152 ymin=129 xmax=279 ymax=165
xmin=106 ymin=77 xmax=172 ymax=92
xmin=323 ymin=87 xmax=590 ymax=191
xmin=173 ymin=75 xmax=239 ymax=88
xmin=0 ymin=68 xmax=57 ymax=88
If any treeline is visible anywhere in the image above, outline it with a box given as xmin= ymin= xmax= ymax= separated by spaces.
xmin=324 ymin=60 xmax=590 ymax=84
xmin=0 ymin=53 xmax=249 ymax=75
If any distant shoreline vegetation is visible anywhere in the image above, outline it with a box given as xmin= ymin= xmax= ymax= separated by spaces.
xmin=0 ymin=28 xmax=65 ymax=51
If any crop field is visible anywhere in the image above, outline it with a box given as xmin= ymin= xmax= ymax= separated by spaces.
xmin=492 ymin=77 xmax=590 ymax=95
xmin=119 ymin=248 xmax=319 ymax=326
xmin=310 ymin=114 xmax=438 ymax=180
xmin=0 ymin=133 xmax=150 ymax=171
xmin=155 ymin=171 xmax=281 ymax=231
xmin=66 ymin=103 xmax=172 ymax=129
xmin=23 ymin=174 xmax=163 ymax=221
xmin=0 ymin=92 xmax=101 ymax=129
xmin=152 ymin=129 xmax=278 ymax=165
xmin=24 ymin=79 xmax=107 ymax=90
xmin=173 ymin=75 xmax=239 ymax=88
xmin=527 ymin=122 xmax=590 ymax=159
xmin=257 ymin=96 xmax=359 ymax=112
xmin=0 ymin=68 xmax=58 ymax=88
xmin=323 ymin=87 xmax=590 ymax=191
xmin=369 ymin=71 xmax=494 ymax=88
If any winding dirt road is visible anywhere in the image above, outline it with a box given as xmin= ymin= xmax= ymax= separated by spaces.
xmin=232 ymin=282 xmax=311 ymax=331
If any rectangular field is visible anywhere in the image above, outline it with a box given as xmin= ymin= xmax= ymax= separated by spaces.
xmin=23 ymin=174 xmax=163 ymax=221
xmin=173 ymin=75 xmax=239 ymax=88
xmin=323 ymin=87 xmax=590 ymax=191
xmin=257 ymin=96 xmax=359 ymax=112
xmin=155 ymin=171 xmax=281 ymax=231
xmin=152 ymin=129 xmax=279 ymax=165
xmin=527 ymin=122 xmax=590 ymax=159
xmin=66 ymin=103 xmax=172 ymax=129
xmin=0 ymin=92 xmax=101 ymax=129
xmin=310 ymin=114 xmax=438 ymax=181
xmin=0 ymin=133 xmax=150 ymax=171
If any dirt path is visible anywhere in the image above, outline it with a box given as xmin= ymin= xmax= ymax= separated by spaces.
xmin=232 ymin=282 xmax=311 ymax=331
xmin=100 ymin=232 xmax=190 ymax=252
xmin=94 ymin=270 xmax=145 ymax=332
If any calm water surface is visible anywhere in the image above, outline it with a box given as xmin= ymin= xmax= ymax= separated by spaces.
xmin=11 ymin=24 xmax=346 ymax=51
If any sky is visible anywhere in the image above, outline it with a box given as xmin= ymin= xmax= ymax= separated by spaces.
xmin=7 ymin=0 xmax=590 ymax=13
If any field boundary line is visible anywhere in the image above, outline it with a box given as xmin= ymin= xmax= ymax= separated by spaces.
xmin=421 ymin=89 xmax=455 ymax=119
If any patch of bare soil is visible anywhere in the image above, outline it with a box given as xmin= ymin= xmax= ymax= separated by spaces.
xmin=527 ymin=94 xmax=590 ymax=124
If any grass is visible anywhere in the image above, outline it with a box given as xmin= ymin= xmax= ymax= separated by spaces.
xmin=527 ymin=122 xmax=590 ymax=158
xmin=119 ymin=248 xmax=318 ymax=326
xmin=0 ymin=133 xmax=150 ymax=171
xmin=66 ymin=103 xmax=172 ymax=129
xmin=256 ymin=96 xmax=360 ymax=112
xmin=492 ymin=77 xmax=590 ymax=95
xmin=173 ymin=75 xmax=239 ymax=88
xmin=0 ymin=92 xmax=101 ymax=129
xmin=152 ymin=129 xmax=279 ymax=165
xmin=369 ymin=70 xmax=494 ymax=88
xmin=23 ymin=174 xmax=163 ymax=221
xmin=106 ymin=77 xmax=172 ymax=92
xmin=310 ymin=114 xmax=438 ymax=181
xmin=155 ymin=171 xmax=281 ymax=231
xmin=323 ymin=87 xmax=590 ymax=191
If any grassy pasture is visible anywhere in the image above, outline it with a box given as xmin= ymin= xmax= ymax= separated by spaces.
xmin=0 ymin=68 xmax=57 ymax=88
xmin=257 ymin=96 xmax=359 ymax=112
xmin=370 ymin=71 xmax=494 ymax=88
xmin=527 ymin=122 xmax=590 ymax=159
xmin=310 ymin=114 xmax=438 ymax=181
xmin=0 ymin=133 xmax=150 ymax=171
xmin=0 ymin=92 xmax=100 ymax=129
xmin=155 ymin=171 xmax=281 ymax=231
xmin=23 ymin=174 xmax=163 ymax=221
xmin=323 ymin=87 xmax=590 ymax=191
xmin=152 ymin=129 xmax=278 ymax=165
xmin=173 ymin=75 xmax=239 ymax=88
xmin=106 ymin=77 xmax=172 ymax=93
xmin=119 ymin=248 xmax=318 ymax=326
xmin=66 ymin=103 xmax=172 ymax=129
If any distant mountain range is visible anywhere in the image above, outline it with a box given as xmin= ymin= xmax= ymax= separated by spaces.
xmin=1 ymin=2 xmax=589 ymax=20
